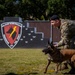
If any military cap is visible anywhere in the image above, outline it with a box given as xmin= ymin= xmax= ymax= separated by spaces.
xmin=50 ymin=15 xmax=59 ymax=20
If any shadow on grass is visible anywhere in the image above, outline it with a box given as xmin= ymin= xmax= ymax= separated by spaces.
xmin=5 ymin=73 xmax=17 ymax=75
xmin=5 ymin=72 xmax=39 ymax=75
xmin=28 ymin=72 xmax=38 ymax=75
xmin=6 ymin=71 xmax=75 ymax=75
xmin=63 ymin=72 xmax=75 ymax=75
xmin=62 ymin=69 xmax=75 ymax=75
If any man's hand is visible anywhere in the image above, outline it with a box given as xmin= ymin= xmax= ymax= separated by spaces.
xmin=54 ymin=44 xmax=58 ymax=47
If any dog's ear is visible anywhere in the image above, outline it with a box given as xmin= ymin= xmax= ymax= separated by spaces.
xmin=50 ymin=41 xmax=53 ymax=45
xmin=50 ymin=41 xmax=55 ymax=49
xmin=48 ymin=40 xmax=55 ymax=49
xmin=48 ymin=40 xmax=53 ymax=46
xmin=48 ymin=40 xmax=50 ymax=45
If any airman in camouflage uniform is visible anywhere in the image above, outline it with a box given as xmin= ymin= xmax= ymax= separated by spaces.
xmin=50 ymin=15 xmax=75 ymax=49
xmin=50 ymin=15 xmax=75 ymax=71
xmin=57 ymin=19 xmax=75 ymax=49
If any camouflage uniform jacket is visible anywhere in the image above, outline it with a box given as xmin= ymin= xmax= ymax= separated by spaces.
xmin=57 ymin=19 xmax=75 ymax=49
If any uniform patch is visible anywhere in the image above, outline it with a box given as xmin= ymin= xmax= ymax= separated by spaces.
xmin=1 ymin=22 xmax=22 ymax=49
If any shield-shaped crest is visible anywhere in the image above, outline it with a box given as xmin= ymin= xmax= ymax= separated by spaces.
xmin=1 ymin=22 xmax=22 ymax=49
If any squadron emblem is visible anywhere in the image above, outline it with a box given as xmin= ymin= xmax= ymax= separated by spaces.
xmin=1 ymin=22 xmax=22 ymax=49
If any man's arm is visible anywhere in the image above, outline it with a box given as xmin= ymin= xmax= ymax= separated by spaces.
xmin=57 ymin=22 xmax=70 ymax=47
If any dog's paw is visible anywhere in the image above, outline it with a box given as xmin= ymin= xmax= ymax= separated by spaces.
xmin=55 ymin=71 xmax=58 ymax=74
xmin=55 ymin=72 xmax=58 ymax=73
xmin=44 ymin=72 xmax=46 ymax=74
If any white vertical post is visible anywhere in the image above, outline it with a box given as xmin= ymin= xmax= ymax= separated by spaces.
xmin=50 ymin=24 xmax=53 ymax=42
xmin=27 ymin=22 xmax=29 ymax=27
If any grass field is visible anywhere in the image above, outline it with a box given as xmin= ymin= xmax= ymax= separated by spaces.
xmin=0 ymin=48 xmax=70 ymax=75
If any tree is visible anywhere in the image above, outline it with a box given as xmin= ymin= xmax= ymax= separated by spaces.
xmin=47 ymin=0 xmax=75 ymax=19
xmin=0 ymin=0 xmax=75 ymax=20
xmin=64 ymin=0 xmax=75 ymax=19
xmin=0 ymin=0 xmax=6 ymax=19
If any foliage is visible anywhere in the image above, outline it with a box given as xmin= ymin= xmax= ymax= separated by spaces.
xmin=48 ymin=0 xmax=75 ymax=19
xmin=0 ymin=0 xmax=75 ymax=20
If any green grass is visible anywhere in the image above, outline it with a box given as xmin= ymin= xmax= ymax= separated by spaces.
xmin=0 ymin=48 xmax=70 ymax=75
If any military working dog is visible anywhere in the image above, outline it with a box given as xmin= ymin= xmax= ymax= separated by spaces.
xmin=42 ymin=41 xmax=75 ymax=73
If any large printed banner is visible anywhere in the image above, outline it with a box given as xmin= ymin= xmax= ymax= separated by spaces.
xmin=1 ymin=22 xmax=22 ymax=49
xmin=0 ymin=17 xmax=47 ymax=49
